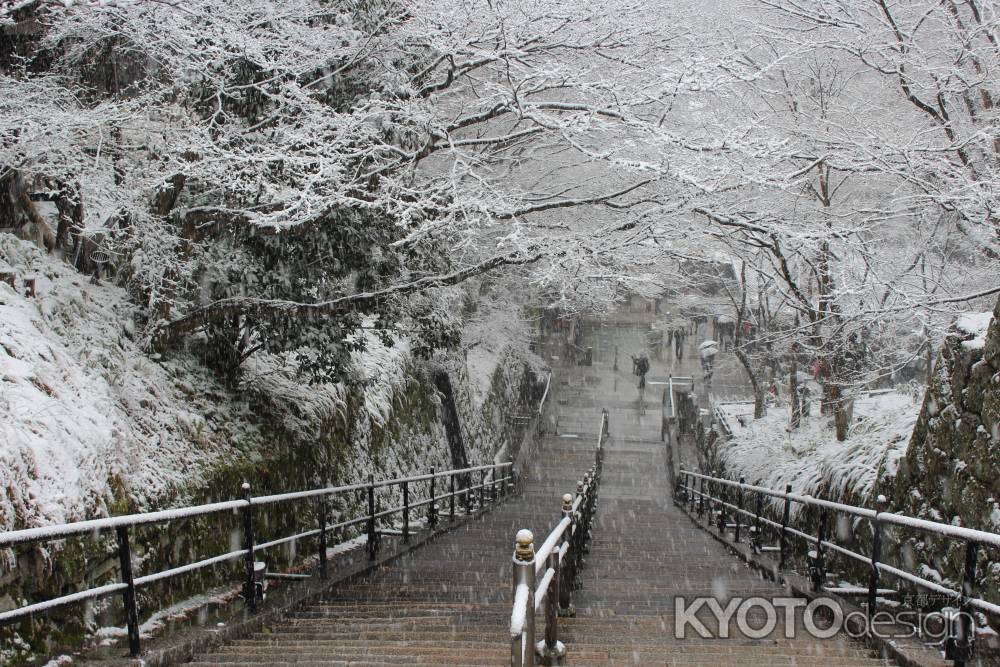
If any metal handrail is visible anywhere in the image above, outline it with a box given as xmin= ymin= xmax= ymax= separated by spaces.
xmin=510 ymin=409 xmax=607 ymax=667
xmin=676 ymin=468 xmax=993 ymax=665
xmin=538 ymin=371 xmax=552 ymax=416
xmin=0 ymin=462 xmax=514 ymax=657
xmin=668 ymin=377 xmax=676 ymax=419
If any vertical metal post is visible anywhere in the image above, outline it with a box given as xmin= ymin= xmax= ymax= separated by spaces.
xmin=735 ymin=476 xmax=745 ymax=542
xmin=688 ymin=472 xmax=696 ymax=512
xmin=752 ymin=492 xmax=763 ymax=553
xmin=666 ymin=439 xmax=677 ymax=495
xmin=540 ymin=547 xmax=566 ymax=663
xmin=717 ymin=478 xmax=728 ymax=534
xmin=581 ymin=474 xmax=593 ymax=556
xmin=698 ymin=476 xmax=705 ymax=517
xmin=867 ymin=495 xmax=887 ymax=623
xmin=480 ymin=470 xmax=486 ymax=508
xmin=812 ymin=510 xmax=828 ymax=591
xmin=466 ymin=472 xmax=473 ymax=515
xmin=544 ymin=500 xmax=572 ymax=662
xmin=662 ymin=388 xmax=667 ymax=443
xmin=428 ymin=469 xmax=437 ymax=528
xmin=954 ymin=541 xmax=979 ymax=667
xmin=559 ymin=494 xmax=574 ymax=611
xmin=241 ymin=482 xmax=258 ymax=612
xmin=367 ymin=475 xmax=377 ymax=561
xmin=402 ymin=480 xmax=410 ymax=544
xmin=512 ymin=530 xmax=536 ymax=667
xmin=710 ymin=475 xmax=717 ymax=521
xmin=779 ymin=483 xmax=792 ymax=570
xmin=449 ymin=473 xmax=456 ymax=521
xmin=318 ymin=496 xmax=329 ymax=579
xmin=115 ymin=526 xmax=141 ymax=657
xmin=574 ymin=480 xmax=586 ymax=574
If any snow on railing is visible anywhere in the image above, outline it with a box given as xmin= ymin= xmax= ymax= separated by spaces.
xmin=510 ymin=410 xmax=606 ymax=667
xmin=0 ymin=461 xmax=514 ymax=658
xmin=677 ymin=468 xmax=998 ymax=666
xmin=510 ymin=579 xmax=532 ymax=639
xmin=534 ymin=515 xmax=572 ymax=577
xmin=538 ymin=370 xmax=552 ymax=416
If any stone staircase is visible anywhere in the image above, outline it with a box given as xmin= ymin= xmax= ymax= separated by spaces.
xmin=185 ymin=316 xmax=893 ymax=667
xmin=184 ymin=426 xmax=593 ymax=666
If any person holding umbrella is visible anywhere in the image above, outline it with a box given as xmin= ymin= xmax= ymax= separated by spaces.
xmin=699 ymin=340 xmax=719 ymax=380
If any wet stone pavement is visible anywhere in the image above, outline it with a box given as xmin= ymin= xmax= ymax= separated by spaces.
xmin=185 ymin=314 xmax=889 ymax=666
xmin=556 ymin=318 xmax=888 ymax=665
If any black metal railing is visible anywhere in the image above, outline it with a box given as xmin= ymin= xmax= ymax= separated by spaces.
xmin=510 ymin=409 xmax=607 ymax=666
xmin=0 ymin=462 xmax=514 ymax=657
xmin=676 ymin=468 xmax=1000 ymax=666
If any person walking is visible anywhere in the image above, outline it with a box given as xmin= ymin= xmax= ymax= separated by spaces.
xmin=632 ymin=352 xmax=650 ymax=388
xmin=699 ymin=340 xmax=718 ymax=380
xmin=632 ymin=352 xmax=650 ymax=414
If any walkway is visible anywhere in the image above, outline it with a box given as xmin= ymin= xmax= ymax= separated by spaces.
xmin=557 ymin=319 xmax=886 ymax=665
xmin=185 ymin=315 xmax=888 ymax=666
xmin=185 ymin=403 xmax=593 ymax=665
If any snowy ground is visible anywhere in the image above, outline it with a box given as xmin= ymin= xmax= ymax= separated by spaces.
xmin=717 ymin=390 xmax=922 ymax=507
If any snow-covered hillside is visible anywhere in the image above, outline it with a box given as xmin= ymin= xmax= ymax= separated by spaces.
xmin=718 ymin=391 xmax=922 ymax=509
xmin=0 ymin=235 xmax=262 ymax=531
xmin=0 ymin=234 xmax=467 ymax=534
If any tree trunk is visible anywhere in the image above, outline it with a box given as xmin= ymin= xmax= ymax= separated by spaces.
xmin=432 ymin=371 xmax=469 ymax=471
xmin=790 ymin=357 xmax=801 ymax=429
xmin=734 ymin=348 xmax=766 ymax=418
xmin=924 ymin=330 xmax=934 ymax=385
xmin=833 ymin=384 xmax=850 ymax=442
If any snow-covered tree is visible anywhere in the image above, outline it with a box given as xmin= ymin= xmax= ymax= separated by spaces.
xmin=1 ymin=0 xmax=693 ymax=381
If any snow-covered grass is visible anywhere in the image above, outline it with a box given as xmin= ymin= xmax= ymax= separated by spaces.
xmin=718 ymin=390 xmax=921 ymax=509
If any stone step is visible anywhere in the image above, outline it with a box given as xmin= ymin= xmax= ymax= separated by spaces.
xmin=186 ymin=314 xmax=888 ymax=667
